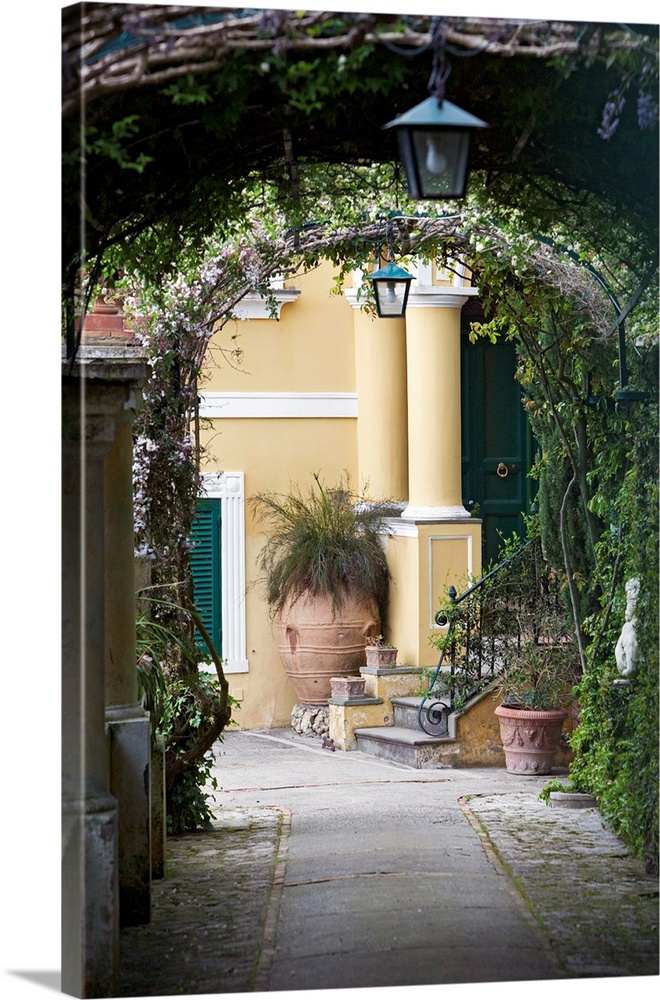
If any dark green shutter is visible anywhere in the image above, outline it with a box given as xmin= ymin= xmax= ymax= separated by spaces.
xmin=189 ymin=499 xmax=222 ymax=655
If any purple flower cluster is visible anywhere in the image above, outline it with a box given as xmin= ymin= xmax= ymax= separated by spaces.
xmin=598 ymin=91 xmax=626 ymax=140
xmin=637 ymin=90 xmax=659 ymax=132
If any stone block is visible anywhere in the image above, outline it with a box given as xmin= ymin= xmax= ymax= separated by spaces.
xmin=361 ymin=665 xmax=423 ymax=704
xmin=328 ymin=700 xmax=388 ymax=751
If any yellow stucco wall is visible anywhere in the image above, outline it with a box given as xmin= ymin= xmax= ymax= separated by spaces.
xmin=202 ymin=263 xmax=356 ymax=393
xmin=199 ymin=263 xmax=362 ymax=729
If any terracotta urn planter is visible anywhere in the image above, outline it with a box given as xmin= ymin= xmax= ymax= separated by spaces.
xmin=495 ymin=703 xmax=568 ymax=776
xmin=276 ymin=592 xmax=378 ymax=705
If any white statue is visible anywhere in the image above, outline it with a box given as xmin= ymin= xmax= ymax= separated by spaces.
xmin=615 ymin=578 xmax=640 ymax=680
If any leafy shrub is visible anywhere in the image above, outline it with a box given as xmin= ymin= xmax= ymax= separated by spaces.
xmin=136 ymin=595 xmax=237 ymax=835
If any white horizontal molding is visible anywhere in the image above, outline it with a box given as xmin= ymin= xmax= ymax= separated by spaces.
xmin=199 ymin=391 xmax=358 ymax=419
xmin=400 ymin=504 xmax=472 ymax=521
xmin=406 ymin=286 xmax=479 ymax=309
xmin=384 ymin=516 xmax=419 ymax=538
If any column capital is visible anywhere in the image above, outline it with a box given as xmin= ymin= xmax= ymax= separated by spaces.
xmin=343 ymin=287 xmax=369 ymax=312
xmin=406 ymin=286 xmax=479 ymax=310
xmin=62 ymin=347 xmax=148 ymax=452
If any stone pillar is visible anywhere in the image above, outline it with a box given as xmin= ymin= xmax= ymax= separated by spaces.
xmin=105 ymin=411 xmax=152 ymax=926
xmin=62 ymin=346 xmax=147 ymax=997
xmin=345 ymin=284 xmax=408 ymax=501
xmin=135 ymin=557 xmax=167 ymax=880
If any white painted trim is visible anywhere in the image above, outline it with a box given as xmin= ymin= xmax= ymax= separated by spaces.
xmin=400 ymin=504 xmax=472 ymax=521
xmin=198 ymin=392 xmax=358 ymax=419
xmin=200 ymin=472 xmax=249 ymax=673
xmin=428 ymin=534 xmax=474 ymax=629
xmin=406 ymin=287 xmax=478 ymax=309
xmin=413 ymin=259 xmax=434 ymax=287
xmin=233 ymin=288 xmax=301 ymax=320
xmin=452 ymin=260 xmax=470 ymax=286
xmin=384 ymin=516 xmax=419 ymax=538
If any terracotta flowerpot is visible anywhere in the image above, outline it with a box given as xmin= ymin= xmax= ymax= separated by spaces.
xmin=276 ymin=592 xmax=378 ymax=705
xmin=330 ymin=676 xmax=367 ymax=701
xmin=495 ymin=703 xmax=568 ymax=776
xmin=365 ymin=646 xmax=398 ymax=668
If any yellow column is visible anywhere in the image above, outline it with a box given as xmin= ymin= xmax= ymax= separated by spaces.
xmin=386 ymin=278 xmax=483 ymax=667
xmin=345 ymin=286 xmax=408 ymax=501
xmin=402 ymin=286 xmax=474 ymax=519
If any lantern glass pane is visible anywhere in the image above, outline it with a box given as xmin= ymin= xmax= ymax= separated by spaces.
xmin=374 ymin=278 xmax=408 ymax=317
xmin=410 ymin=129 xmax=471 ymax=198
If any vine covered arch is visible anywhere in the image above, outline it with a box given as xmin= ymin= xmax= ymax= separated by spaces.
xmin=63 ymin=5 xmax=658 ymax=865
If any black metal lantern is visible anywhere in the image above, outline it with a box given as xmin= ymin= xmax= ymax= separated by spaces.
xmin=368 ymin=261 xmax=413 ymax=318
xmin=384 ymin=96 xmax=487 ymax=200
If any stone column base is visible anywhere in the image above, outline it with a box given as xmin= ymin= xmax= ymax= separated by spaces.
xmin=62 ymin=796 xmax=119 ymax=998
xmin=151 ymin=740 xmax=167 ymax=880
xmin=106 ymin=707 xmax=152 ymax=926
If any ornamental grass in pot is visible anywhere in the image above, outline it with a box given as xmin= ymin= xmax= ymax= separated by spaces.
xmin=251 ymin=473 xmax=397 ymax=705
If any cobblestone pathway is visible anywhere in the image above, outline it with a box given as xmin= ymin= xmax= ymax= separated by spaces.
xmin=119 ymin=807 xmax=284 ymax=997
xmin=466 ymin=792 xmax=659 ymax=978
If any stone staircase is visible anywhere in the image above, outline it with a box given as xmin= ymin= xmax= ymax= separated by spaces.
xmin=327 ymin=666 xmax=507 ymax=768
xmin=354 ymin=695 xmax=456 ymax=768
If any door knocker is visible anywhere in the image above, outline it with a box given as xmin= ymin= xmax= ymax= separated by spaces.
xmin=496 ymin=462 xmax=509 ymax=478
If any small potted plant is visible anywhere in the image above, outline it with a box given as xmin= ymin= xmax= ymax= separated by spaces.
xmin=494 ymin=570 xmax=580 ymax=776
xmin=364 ymin=634 xmax=398 ymax=669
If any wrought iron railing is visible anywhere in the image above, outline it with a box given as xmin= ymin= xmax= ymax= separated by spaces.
xmin=417 ymin=536 xmax=556 ymax=736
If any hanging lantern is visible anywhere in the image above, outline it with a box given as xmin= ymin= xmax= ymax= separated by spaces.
xmin=368 ymin=261 xmax=414 ymax=318
xmin=384 ymin=96 xmax=487 ymax=200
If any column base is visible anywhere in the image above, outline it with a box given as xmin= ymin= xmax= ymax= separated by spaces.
xmin=151 ymin=740 xmax=167 ymax=880
xmin=400 ymin=504 xmax=472 ymax=521
xmin=106 ymin=706 xmax=152 ymax=926
xmin=62 ymin=795 xmax=119 ymax=998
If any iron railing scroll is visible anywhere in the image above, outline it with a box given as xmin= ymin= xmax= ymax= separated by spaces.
xmin=417 ymin=538 xmax=536 ymax=736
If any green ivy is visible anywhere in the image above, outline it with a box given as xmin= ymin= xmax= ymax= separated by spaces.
xmin=161 ymin=673 xmax=221 ymax=834
xmin=569 ymin=407 xmax=659 ymax=873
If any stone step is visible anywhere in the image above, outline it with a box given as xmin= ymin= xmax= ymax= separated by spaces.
xmin=391 ymin=696 xmax=424 ymax=730
xmin=392 ymin=695 xmax=452 ymax=736
xmin=354 ymin=725 xmax=454 ymax=769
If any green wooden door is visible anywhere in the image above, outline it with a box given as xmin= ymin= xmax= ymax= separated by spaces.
xmin=189 ymin=499 xmax=222 ymax=654
xmin=461 ymin=331 xmax=534 ymax=567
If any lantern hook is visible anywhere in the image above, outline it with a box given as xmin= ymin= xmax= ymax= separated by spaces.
xmin=428 ymin=19 xmax=451 ymax=106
